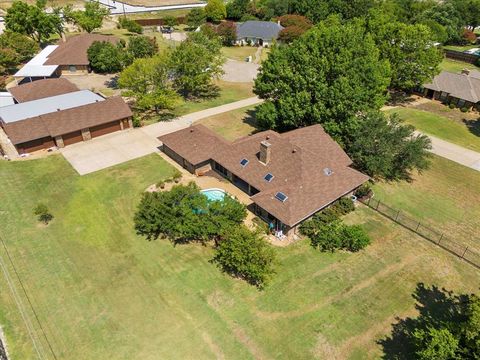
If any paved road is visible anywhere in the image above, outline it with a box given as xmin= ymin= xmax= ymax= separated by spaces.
xmin=426 ymin=133 xmax=480 ymax=171
xmin=97 ymin=0 xmax=205 ymax=15
xmin=62 ymin=96 xmax=262 ymax=175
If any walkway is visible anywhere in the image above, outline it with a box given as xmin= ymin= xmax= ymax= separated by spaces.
xmin=96 ymin=0 xmax=205 ymax=15
xmin=62 ymin=96 xmax=262 ymax=175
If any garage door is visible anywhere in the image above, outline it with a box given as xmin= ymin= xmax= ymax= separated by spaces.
xmin=90 ymin=121 xmax=121 ymax=138
xmin=16 ymin=136 xmax=55 ymax=154
xmin=62 ymin=130 xmax=83 ymax=146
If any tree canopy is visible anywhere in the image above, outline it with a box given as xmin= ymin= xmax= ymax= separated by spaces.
xmin=254 ymin=18 xmax=390 ymax=139
xmin=186 ymin=8 xmax=206 ymax=29
xmin=63 ymin=1 xmax=109 ymax=33
xmin=205 ymin=0 xmax=226 ymax=23
xmin=0 ymin=31 xmax=39 ymax=74
xmin=5 ymin=0 xmax=63 ymax=43
xmin=87 ymin=41 xmax=125 ymax=73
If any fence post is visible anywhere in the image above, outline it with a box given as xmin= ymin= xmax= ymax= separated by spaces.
xmin=416 ymin=222 xmax=421 ymax=232
xmin=395 ymin=210 xmax=400 ymax=221
xmin=462 ymin=247 xmax=468 ymax=259
xmin=438 ymin=234 xmax=443 ymax=245
xmin=376 ymin=199 xmax=380 ymax=210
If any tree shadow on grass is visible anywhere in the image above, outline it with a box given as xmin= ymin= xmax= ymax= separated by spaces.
xmin=104 ymin=75 xmax=119 ymax=89
xmin=243 ymin=108 xmax=260 ymax=134
xmin=378 ymin=283 xmax=469 ymax=359
xmin=463 ymin=117 xmax=480 ymax=137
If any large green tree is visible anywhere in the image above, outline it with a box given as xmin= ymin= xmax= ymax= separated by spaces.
xmin=63 ymin=1 xmax=109 ymax=33
xmin=5 ymin=0 xmax=63 ymax=43
xmin=347 ymin=111 xmax=431 ymax=181
xmin=169 ymin=31 xmax=224 ymax=98
xmin=186 ymin=8 xmax=206 ymax=29
xmin=205 ymin=0 xmax=226 ymax=22
xmin=87 ymin=41 xmax=124 ymax=73
xmin=367 ymin=15 xmax=443 ymax=90
xmin=212 ymin=226 xmax=276 ymax=288
xmin=254 ymin=18 xmax=390 ymax=139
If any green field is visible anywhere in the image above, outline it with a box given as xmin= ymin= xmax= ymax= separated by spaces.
xmin=0 ymin=137 xmax=478 ymax=358
xmin=388 ymin=107 xmax=480 ymax=152
xmin=439 ymin=58 xmax=479 ymax=73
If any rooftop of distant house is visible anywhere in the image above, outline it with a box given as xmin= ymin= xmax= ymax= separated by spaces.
xmin=9 ymin=78 xmax=79 ymax=103
xmin=424 ymin=69 xmax=480 ymax=103
xmin=236 ymin=20 xmax=284 ymax=40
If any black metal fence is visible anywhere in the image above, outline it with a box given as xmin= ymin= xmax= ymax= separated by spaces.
xmin=444 ymin=49 xmax=479 ymax=65
xmin=360 ymin=197 xmax=480 ymax=270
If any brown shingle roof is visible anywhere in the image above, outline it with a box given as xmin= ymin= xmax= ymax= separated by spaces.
xmin=44 ymin=34 xmax=119 ymax=66
xmin=3 ymin=96 xmax=131 ymax=144
xmin=9 ymin=78 xmax=79 ymax=103
xmin=158 ymin=124 xmax=369 ymax=227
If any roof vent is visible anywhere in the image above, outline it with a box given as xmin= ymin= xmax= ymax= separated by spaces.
xmin=190 ymin=128 xmax=194 ymax=132
xmin=292 ymin=148 xmax=297 ymax=153
xmin=323 ymin=168 xmax=333 ymax=176
xmin=266 ymin=135 xmax=270 ymax=140
xmin=57 ymin=108 xmax=61 ymax=111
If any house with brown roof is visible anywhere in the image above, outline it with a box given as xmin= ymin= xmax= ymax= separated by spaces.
xmin=158 ymin=124 xmax=369 ymax=239
xmin=9 ymin=78 xmax=79 ymax=103
xmin=0 ymin=84 xmax=132 ymax=154
xmin=423 ymin=69 xmax=480 ymax=110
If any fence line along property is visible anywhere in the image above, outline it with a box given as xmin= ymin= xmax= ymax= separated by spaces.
xmin=360 ymin=197 xmax=480 ymax=270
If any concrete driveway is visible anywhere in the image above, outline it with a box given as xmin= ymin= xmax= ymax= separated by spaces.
xmin=222 ymin=59 xmax=259 ymax=83
xmin=61 ymin=129 xmax=160 ymax=175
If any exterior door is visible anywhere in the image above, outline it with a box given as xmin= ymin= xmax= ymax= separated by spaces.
xmin=90 ymin=121 xmax=121 ymax=138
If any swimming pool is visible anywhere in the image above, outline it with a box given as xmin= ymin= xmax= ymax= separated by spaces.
xmin=201 ymin=188 xmax=226 ymax=202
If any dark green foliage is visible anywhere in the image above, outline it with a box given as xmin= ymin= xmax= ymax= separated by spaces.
xmin=119 ymin=17 xmax=143 ymax=34
xmin=254 ymin=18 xmax=390 ymax=138
xmin=63 ymin=1 xmax=108 ymax=33
xmin=33 ymin=203 xmax=53 ymax=224
xmin=335 ymin=197 xmax=355 ymax=215
xmin=163 ymin=15 xmax=177 ymax=28
xmin=87 ymin=41 xmax=124 ymax=73
xmin=0 ymin=31 xmax=39 ymax=63
xmin=354 ymin=183 xmax=372 ymax=199
xmin=5 ymin=0 xmax=63 ymax=43
xmin=127 ymin=36 xmax=158 ymax=59
xmin=186 ymin=8 xmax=206 ymax=29
xmin=340 ymin=225 xmax=371 ymax=252
xmin=216 ymin=21 xmax=237 ymax=46
xmin=380 ymin=284 xmax=480 ymax=359
xmin=133 ymin=182 xmax=246 ymax=243
xmin=212 ymin=225 xmax=276 ymax=288
xmin=226 ymin=0 xmax=250 ymax=20
xmin=347 ymin=111 xmax=432 ymax=181
xmin=205 ymin=0 xmax=226 ymax=22
xmin=169 ymin=31 xmax=224 ymax=98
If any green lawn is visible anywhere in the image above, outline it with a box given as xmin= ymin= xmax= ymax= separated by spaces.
xmin=222 ymin=46 xmax=257 ymax=62
xmin=0 ymin=150 xmax=478 ymax=359
xmin=388 ymin=107 xmax=480 ymax=152
xmin=198 ymin=105 xmax=258 ymax=141
xmin=443 ymin=44 xmax=479 ymax=52
xmin=373 ymin=155 xmax=480 ymax=250
xmin=439 ymin=58 xmax=479 ymax=73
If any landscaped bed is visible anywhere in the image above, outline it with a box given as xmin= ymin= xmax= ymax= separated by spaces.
xmin=0 ymin=152 xmax=478 ymax=359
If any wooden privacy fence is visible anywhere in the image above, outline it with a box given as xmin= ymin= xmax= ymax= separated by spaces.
xmin=134 ymin=17 xmax=186 ymax=26
xmin=360 ymin=197 xmax=480 ymax=270
xmin=444 ymin=49 xmax=479 ymax=65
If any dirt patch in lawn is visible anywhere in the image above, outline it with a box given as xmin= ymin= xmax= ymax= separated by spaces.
xmin=409 ymin=100 xmax=478 ymax=124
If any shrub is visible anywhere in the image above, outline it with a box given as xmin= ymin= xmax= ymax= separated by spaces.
xmin=341 ymin=225 xmax=371 ymax=252
xmin=460 ymin=107 xmax=469 ymax=113
xmin=212 ymin=226 xmax=276 ymax=288
xmin=119 ymin=17 xmax=143 ymax=34
xmin=162 ymin=15 xmax=177 ymax=28
xmin=156 ymin=180 xmax=165 ymax=189
xmin=462 ymin=29 xmax=477 ymax=44
xmin=449 ymin=103 xmax=456 ymax=109
xmin=354 ymin=183 xmax=372 ymax=199
xmin=332 ymin=197 xmax=355 ymax=216
xmin=132 ymin=116 xmax=141 ymax=127
xmin=216 ymin=21 xmax=237 ymax=46
xmin=33 ymin=203 xmax=53 ymax=224
xmin=172 ymin=170 xmax=182 ymax=183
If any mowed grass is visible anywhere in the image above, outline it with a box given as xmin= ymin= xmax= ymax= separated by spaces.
xmin=222 ymin=46 xmax=258 ymax=61
xmin=439 ymin=58 xmax=479 ymax=73
xmin=389 ymin=107 xmax=480 ymax=152
xmin=198 ymin=105 xmax=258 ymax=141
xmin=373 ymin=155 xmax=480 ymax=250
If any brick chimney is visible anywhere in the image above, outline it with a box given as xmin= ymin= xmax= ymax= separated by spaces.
xmin=259 ymin=140 xmax=271 ymax=164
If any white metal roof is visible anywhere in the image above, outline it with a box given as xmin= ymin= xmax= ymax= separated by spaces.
xmin=0 ymin=92 xmax=14 ymax=107
xmin=14 ymin=45 xmax=59 ymax=78
xmin=0 ymin=90 xmax=104 ymax=123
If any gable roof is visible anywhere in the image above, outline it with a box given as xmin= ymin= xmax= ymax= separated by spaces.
xmin=158 ymin=124 xmax=368 ymax=227
xmin=3 ymin=96 xmax=132 ymax=145
xmin=236 ymin=21 xmax=283 ymax=41
xmin=9 ymin=78 xmax=79 ymax=103
xmin=424 ymin=70 xmax=480 ymax=103
xmin=44 ymin=34 xmax=119 ymax=66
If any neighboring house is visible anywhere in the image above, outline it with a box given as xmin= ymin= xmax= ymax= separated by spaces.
xmin=9 ymin=78 xmax=79 ymax=103
xmin=0 ymin=92 xmax=14 ymax=107
xmin=0 ymin=80 xmax=132 ymax=155
xmin=423 ymin=69 xmax=480 ymax=110
xmin=14 ymin=34 xmax=119 ymax=82
xmin=158 ymin=124 xmax=369 ymax=239
xmin=236 ymin=20 xmax=283 ymax=47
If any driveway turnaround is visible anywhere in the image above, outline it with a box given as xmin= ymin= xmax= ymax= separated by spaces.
xmin=61 ymin=97 xmax=263 ymax=175
xmin=222 ymin=59 xmax=259 ymax=82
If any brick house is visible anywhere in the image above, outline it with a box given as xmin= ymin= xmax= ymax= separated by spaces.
xmin=158 ymin=124 xmax=369 ymax=239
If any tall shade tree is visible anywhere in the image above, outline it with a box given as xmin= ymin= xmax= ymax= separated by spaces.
xmin=63 ymin=1 xmax=109 ymax=33
xmin=0 ymin=31 xmax=39 ymax=63
xmin=415 ymin=2 xmax=463 ymax=43
xmin=254 ymin=18 xmax=390 ymax=139
xmin=367 ymin=17 xmax=443 ymax=90
xmin=186 ymin=8 xmax=206 ymax=29
xmin=5 ymin=0 xmax=63 ymax=43
xmin=226 ymin=0 xmax=250 ymax=20
xmin=347 ymin=111 xmax=431 ymax=181
xmin=205 ymin=0 xmax=227 ymax=22
xmin=169 ymin=31 xmax=224 ymax=98
xmin=87 ymin=41 xmax=124 ymax=73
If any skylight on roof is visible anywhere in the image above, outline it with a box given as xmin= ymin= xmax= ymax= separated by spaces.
xmin=323 ymin=168 xmax=333 ymax=176
xmin=240 ymin=158 xmax=249 ymax=167
xmin=275 ymin=192 xmax=288 ymax=202
xmin=264 ymin=173 xmax=274 ymax=182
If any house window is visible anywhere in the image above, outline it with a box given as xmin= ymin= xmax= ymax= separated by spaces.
xmin=214 ymin=162 xmax=228 ymax=177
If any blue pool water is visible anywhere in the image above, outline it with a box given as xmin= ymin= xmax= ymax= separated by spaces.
xmin=202 ymin=188 xmax=226 ymax=202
